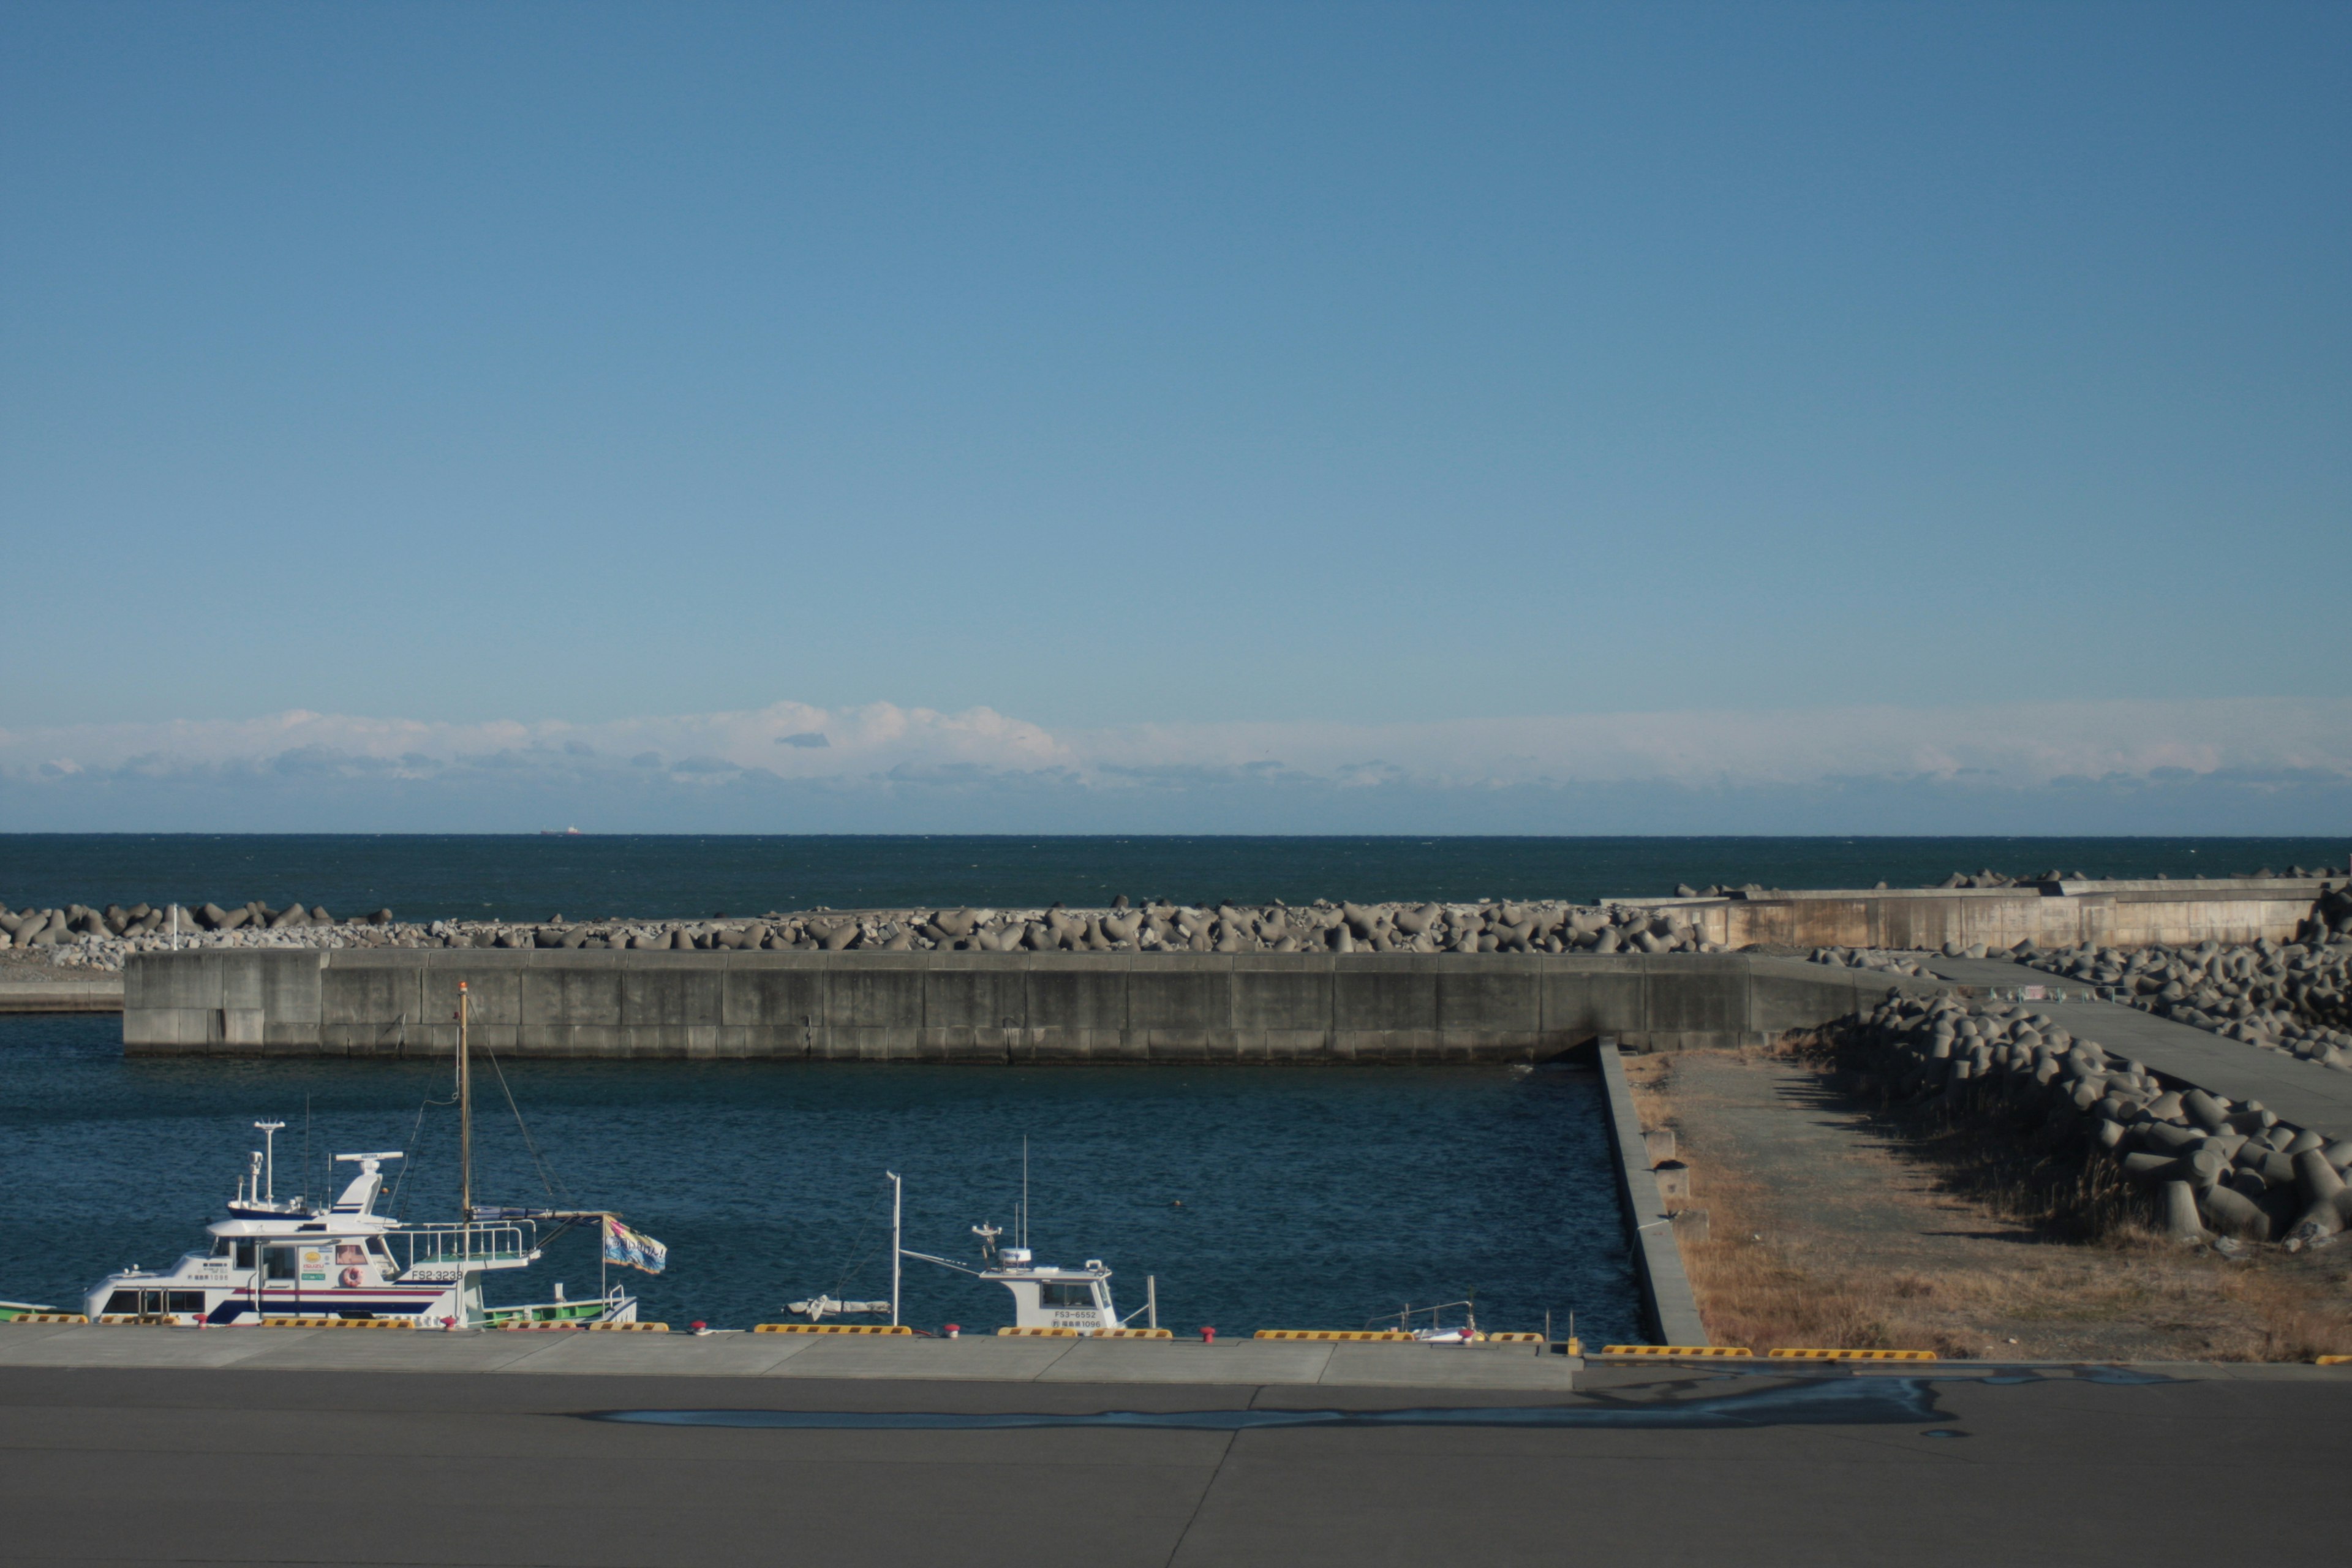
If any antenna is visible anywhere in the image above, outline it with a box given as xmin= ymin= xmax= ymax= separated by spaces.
xmin=1020 ymin=1136 xmax=1029 ymax=1251
xmin=252 ymin=1121 xmax=285 ymax=1203
xmin=301 ymin=1096 xmax=312 ymax=1211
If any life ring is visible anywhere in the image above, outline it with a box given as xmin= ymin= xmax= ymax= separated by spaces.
xmin=341 ymin=1267 xmax=365 ymax=1288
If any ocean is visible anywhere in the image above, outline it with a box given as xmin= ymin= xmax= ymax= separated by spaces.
xmin=3 ymin=833 xmax=2345 ymax=923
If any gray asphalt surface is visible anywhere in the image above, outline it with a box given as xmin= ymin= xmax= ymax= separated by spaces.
xmin=2 ymin=1363 xmax=2345 ymax=1566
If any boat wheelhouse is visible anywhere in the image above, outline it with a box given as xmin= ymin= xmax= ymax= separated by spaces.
xmin=973 ymin=1243 xmax=1122 ymax=1333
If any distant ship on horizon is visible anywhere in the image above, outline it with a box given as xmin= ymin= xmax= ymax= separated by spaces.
xmin=539 ymin=826 xmax=586 ymax=837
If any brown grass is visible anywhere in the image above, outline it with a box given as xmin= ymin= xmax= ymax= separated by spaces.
xmin=1629 ymin=1041 xmax=2352 ymax=1361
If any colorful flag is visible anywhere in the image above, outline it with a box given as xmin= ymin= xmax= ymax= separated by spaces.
xmin=601 ymin=1217 xmax=668 ymax=1275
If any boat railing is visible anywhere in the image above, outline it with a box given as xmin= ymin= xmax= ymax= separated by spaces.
xmin=396 ymin=1221 xmax=537 ymax=1268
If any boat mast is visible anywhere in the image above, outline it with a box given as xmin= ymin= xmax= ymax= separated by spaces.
xmin=458 ymin=981 xmax=473 ymax=1222
xmin=887 ymin=1170 xmax=902 ymax=1327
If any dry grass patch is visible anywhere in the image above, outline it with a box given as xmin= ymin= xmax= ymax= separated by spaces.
xmin=1630 ymin=1043 xmax=2352 ymax=1361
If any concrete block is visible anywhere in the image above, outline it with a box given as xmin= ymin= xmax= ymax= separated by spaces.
xmin=1333 ymin=967 xmax=1436 ymax=1035
xmin=1436 ymin=964 xmax=1540 ymax=1036
xmin=1027 ymin=962 xmax=1129 ymax=1033
xmin=1232 ymin=962 xmax=1332 ymax=1034
xmin=634 ymin=965 xmax=728 ymax=1028
xmin=922 ymin=966 xmax=1027 ymax=1034
xmin=1129 ymin=967 xmax=1229 ymax=1033
xmin=824 ymin=968 xmax=922 ymax=1031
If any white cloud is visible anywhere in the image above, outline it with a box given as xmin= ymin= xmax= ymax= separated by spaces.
xmin=2 ymin=696 xmax=2347 ymax=833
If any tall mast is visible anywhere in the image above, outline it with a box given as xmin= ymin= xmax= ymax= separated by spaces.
xmin=458 ymin=981 xmax=472 ymax=1221
xmin=888 ymin=1170 xmax=902 ymax=1328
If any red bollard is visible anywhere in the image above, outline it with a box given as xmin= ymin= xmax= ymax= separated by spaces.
xmin=944 ymin=1324 xmax=960 ymax=1339
xmin=1200 ymin=1325 xmax=1216 ymax=1344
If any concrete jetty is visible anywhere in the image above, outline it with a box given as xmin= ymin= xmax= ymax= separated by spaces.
xmin=119 ymin=948 xmax=1913 ymax=1058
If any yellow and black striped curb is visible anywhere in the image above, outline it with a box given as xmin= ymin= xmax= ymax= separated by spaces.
xmin=997 ymin=1326 xmax=1081 ymax=1337
xmin=1254 ymin=1329 xmax=1414 ymax=1342
xmin=1600 ymin=1344 xmax=1752 ymax=1359
xmin=1482 ymin=1332 xmax=1546 ymax=1344
xmin=1 ymin=1313 xmax=87 ymax=1324
xmin=498 ymin=1320 xmax=670 ymax=1332
xmin=753 ymin=1322 xmax=914 ymax=1335
xmin=1096 ymin=1327 xmax=1174 ymax=1338
xmin=1768 ymin=1348 xmax=1938 ymax=1362
xmin=258 ymin=1317 xmax=415 ymax=1330
xmin=2315 ymin=1354 xmax=2351 ymax=1365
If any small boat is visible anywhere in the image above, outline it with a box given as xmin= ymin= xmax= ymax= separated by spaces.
xmin=82 ymin=984 xmax=661 ymax=1329
xmin=0 ymin=1300 xmax=65 ymax=1322
xmin=1371 ymin=1298 xmax=1486 ymax=1344
xmin=539 ymin=826 xmax=586 ymax=837
xmin=791 ymin=1161 xmax=1159 ymax=1335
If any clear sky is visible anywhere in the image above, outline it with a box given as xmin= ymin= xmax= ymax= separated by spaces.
xmin=2 ymin=2 xmax=2347 ymax=832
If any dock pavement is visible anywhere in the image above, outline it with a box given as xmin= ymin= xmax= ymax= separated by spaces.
xmin=0 ymin=1325 xmax=2345 ymax=1566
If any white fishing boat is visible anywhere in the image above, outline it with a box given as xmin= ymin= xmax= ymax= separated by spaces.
xmin=788 ymin=1157 xmax=1159 ymax=1335
xmin=82 ymin=982 xmax=663 ymax=1329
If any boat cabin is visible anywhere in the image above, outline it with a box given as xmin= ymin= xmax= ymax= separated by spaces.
xmin=982 ymin=1247 xmax=1120 ymax=1333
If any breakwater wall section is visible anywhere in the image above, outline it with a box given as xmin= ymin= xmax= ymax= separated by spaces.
xmin=1660 ymin=879 xmax=2331 ymax=953
xmin=121 ymin=949 xmax=1909 ymax=1060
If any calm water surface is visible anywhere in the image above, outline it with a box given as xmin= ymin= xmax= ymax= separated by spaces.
xmin=4 ymin=833 xmax=2344 ymax=923
xmin=0 ymin=1015 xmax=1639 ymax=1342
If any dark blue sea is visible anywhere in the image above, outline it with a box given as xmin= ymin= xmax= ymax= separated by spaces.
xmin=2 ymin=833 xmax=2343 ymax=922
xmin=0 ymin=1014 xmax=1636 ymax=1341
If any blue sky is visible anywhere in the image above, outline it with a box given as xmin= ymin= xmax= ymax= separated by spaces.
xmin=2 ymin=2 xmax=2346 ymax=832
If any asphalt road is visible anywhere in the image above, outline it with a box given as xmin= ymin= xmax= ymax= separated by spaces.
xmin=1 ymin=1363 xmax=2345 ymax=1566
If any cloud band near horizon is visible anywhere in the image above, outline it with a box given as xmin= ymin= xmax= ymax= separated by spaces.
xmin=3 ymin=698 xmax=2349 ymax=835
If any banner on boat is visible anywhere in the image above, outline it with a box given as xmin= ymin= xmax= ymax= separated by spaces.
xmin=602 ymin=1218 xmax=668 ymax=1275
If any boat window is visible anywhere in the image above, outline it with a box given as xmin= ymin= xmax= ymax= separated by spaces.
xmin=236 ymin=1241 xmax=257 ymax=1270
xmin=1039 ymin=1282 xmax=1097 ymax=1310
xmin=168 ymin=1291 xmax=205 ymax=1314
xmin=265 ymin=1247 xmax=298 ymax=1281
xmin=102 ymin=1291 xmax=140 ymax=1315
xmin=211 ymin=1237 xmax=233 ymax=1257
xmin=367 ymin=1237 xmax=396 ymax=1261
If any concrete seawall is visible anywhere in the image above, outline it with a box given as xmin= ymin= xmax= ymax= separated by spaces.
xmin=121 ymin=949 xmax=1907 ymax=1060
xmin=1655 ymin=878 xmax=2329 ymax=952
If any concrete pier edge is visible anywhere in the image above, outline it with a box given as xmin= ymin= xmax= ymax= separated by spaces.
xmin=1597 ymin=1039 xmax=1709 ymax=1347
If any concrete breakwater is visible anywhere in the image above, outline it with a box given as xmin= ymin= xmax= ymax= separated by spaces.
xmin=23 ymin=875 xmax=2341 ymax=975
xmin=2015 ymin=884 xmax=2352 ymax=1060
xmin=120 ymin=949 xmax=1911 ymax=1058
xmin=1848 ymin=992 xmax=2352 ymax=1248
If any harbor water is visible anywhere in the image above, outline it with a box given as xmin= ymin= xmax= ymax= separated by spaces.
xmin=0 ymin=1014 xmax=1642 ymax=1343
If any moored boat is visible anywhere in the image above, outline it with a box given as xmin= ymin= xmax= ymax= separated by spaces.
xmin=82 ymin=981 xmax=662 ymax=1329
